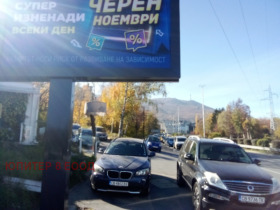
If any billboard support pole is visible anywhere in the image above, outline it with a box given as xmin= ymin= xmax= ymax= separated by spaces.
xmin=40 ymin=79 xmax=74 ymax=210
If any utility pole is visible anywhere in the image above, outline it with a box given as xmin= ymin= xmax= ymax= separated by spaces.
xmin=177 ymin=107 xmax=180 ymax=134
xmin=262 ymin=86 xmax=278 ymax=131
xmin=199 ymin=85 xmax=205 ymax=137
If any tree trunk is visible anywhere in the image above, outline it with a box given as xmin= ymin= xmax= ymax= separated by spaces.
xmin=118 ymin=83 xmax=129 ymax=137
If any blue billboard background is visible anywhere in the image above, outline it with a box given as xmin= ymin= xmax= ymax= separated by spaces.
xmin=0 ymin=0 xmax=180 ymax=81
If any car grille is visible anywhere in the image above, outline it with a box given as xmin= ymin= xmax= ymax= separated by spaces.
xmin=223 ymin=180 xmax=272 ymax=194
xmin=107 ymin=170 xmax=133 ymax=179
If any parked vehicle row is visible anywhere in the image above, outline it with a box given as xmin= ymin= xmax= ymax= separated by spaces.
xmin=71 ymin=124 xmax=107 ymax=148
xmin=87 ymin=133 xmax=280 ymax=209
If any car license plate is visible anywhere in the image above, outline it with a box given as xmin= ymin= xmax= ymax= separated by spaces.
xmin=109 ymin=181 xmax=129 ymax=187
xmin=153 ymin=146 xmax=158 ymax=148
xmin=239 ymin=195 xmax=265 ymax=204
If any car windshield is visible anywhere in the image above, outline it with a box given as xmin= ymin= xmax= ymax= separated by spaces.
xmin=177 ymin=138 xmax=186 ymax=142
xmin=72 ymin=124 xmax=80 ymax=130
xmin=199 ymin=143 xmax=252 ymax=163
xmin=82 ymin=130 xmax=92 ymax=136
xmin=168 ymin=138 xmax=174 ymax=141
xmin=96 ymin=127 xmax=105 ymax=132
xmin=148 ymin=137 xmax=160 ymax=142
xmin=105 ymin=141 xmax=147 ymax=157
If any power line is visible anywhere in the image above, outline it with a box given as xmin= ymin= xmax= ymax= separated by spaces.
xmin=208 ymin=0 xmax=255 ymax=95
xmin=238 ymin=0 xmax=263 ymax=89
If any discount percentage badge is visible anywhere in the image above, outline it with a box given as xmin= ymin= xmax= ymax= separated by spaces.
xmin=87 ymin=34 xmax=105 ymax=50
xmin=124 ymin=29 xmax=147 ymax=52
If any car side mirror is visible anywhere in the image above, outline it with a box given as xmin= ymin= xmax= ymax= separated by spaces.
xmin=184 ymin=153 xmax=194 ymax=161
xmin=148 ymin=151 xmax=155 ymax=157
xmin=253 ymin=158 xmax=261 ymax=166
xmin=98 ymin=148 xmax=104 ymax=154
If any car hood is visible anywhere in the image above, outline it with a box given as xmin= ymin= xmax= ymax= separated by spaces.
xmin=97 ymin=154 xmax=149 ymax=170
xmin=96 ymin=131 xmax=106 ymax=135
xmin=81 ymin=136 xmax=93 ymax=141
xmin=199 ymin=160 xmax=272 ymax=184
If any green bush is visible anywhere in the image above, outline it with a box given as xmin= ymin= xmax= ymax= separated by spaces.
xmin=108 ymin=133 xmax=118 ymax=140
xmin=237 ymin=139 xmax=244 ymax=144
xmin=0 ymin=183 xmax=40 ymax=210
xmin=251 ymin=139 xmax=258 ymax=146
xmin=244 ymin=139 xmax=252 ymax=145
xmin=208 ymin=132 xmax=222 ymax=139
xmin=256 ymin=139 xmax=270 ymax=147
xmin=271 ymin=140 xmax=280 ymax=149
xmin=70 ymin=154 xmax=96 ymax=188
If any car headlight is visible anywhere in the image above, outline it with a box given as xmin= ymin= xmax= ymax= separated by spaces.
xmin=94 ymin=164 xmax=104 ymax=174
xmin=147 ymin=142 xmax=152 ymax=146
xmin=136 ymin=168 xmax=150 ymax=176
xmin=204 ymin=171 xmax=228 ymax=190
xmin=272 ymin=178 xmax=280 ymax=193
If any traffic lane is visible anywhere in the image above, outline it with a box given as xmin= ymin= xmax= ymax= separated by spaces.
xmin=248 ymin=152 xmax=280 ymax=181
xmin=151 ymin=145 xmax=179 ymax=179
xmin=69 ymin=175 xmax=193 ymax=210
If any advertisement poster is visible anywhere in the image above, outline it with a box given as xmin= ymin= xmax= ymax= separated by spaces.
xmin=0 ymin=0 xmax=180 ymax=81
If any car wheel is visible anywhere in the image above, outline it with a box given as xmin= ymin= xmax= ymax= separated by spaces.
xmin=158 ymin=148 xmax=161 ymax=153
xmin=192 ymin=182 xmax=203 ymax=210
xmin=90 ymin=181 xmax=97 ymax=192
xmin=141 ymin=180 xmax=150 ymax=196
xmin=176 ymin=166 xmax=184 ymax=187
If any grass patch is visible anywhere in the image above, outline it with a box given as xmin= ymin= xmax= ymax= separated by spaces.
xmin=0 ymin=182 xmax=40 ymax=210
xmin=0 ymin=141 xmax=44 ymax=180
xmin=70 ymin=153 xmax=96 ymax=188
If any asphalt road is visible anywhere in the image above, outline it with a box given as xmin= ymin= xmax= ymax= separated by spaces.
xmin=69 ymin=141 xmax=280 ymax=210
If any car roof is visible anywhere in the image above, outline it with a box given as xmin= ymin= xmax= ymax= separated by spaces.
xmin=213 ymin=137 xmax=235 ymax=144
xmin=175 ymin=136 xmax=186 ymax=138
xmin=114 ymin=137 xmax=144 ymax=144
xmin=193 ymin=138 xmax=237 ymax=146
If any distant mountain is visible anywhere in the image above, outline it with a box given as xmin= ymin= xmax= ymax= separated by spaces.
xmin=149 ymin=98 xmax=214 ymax=123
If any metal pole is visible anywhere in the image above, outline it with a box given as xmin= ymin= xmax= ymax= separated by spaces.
xmin=143 ymin=107 xmax=145 ymax=139
xmin=40 ymin=79 xmax=74 ymax=210
xmin=200 ymin=85 xmax=205 ymax=137
xmin=90 ymin=114 xmax=97 ymax=156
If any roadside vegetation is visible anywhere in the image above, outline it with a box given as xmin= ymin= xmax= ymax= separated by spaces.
xmin=194 ymin=98 xmax=280 ymax=150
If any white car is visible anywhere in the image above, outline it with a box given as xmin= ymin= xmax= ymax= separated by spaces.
xmin=174 ymin=136 xmax=187 ymax=150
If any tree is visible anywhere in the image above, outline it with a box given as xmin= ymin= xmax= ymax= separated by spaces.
xmin=96 ymin=82 xmax=166 ymax=138
xmin=230 ymin=99 xmax=251 ymax=138
xmin=273 ymin=118 xmax=280 ymax=139
xmin=194 ymin=114 xmax=203 ymax=135
xmin=34 ymin=82 xmax=50 ymax=128
xmin=0 ymin=92 xmax=28 ymax=141
xmin=217 ymin=105 xmax=234 ymax=138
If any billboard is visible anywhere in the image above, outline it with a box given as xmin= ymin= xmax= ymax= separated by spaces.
xmin=0 ymin=0 xmax=180 ymax=82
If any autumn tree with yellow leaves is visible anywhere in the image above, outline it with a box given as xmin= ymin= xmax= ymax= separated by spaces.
xmin=96 ymin=82 xmax=166 ymax=138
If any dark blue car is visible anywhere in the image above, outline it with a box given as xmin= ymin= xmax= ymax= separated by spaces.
xmin=166 ymin=137 xmax=174 ymax=147
xmin=145 ymin=135 xmax=162 ymax=152
xmin=90 ymin=138 xmax=155 ymax=195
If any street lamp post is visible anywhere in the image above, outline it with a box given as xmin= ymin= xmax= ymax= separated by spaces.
xmin=199 ymin=85 xmax=205 ymax=138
